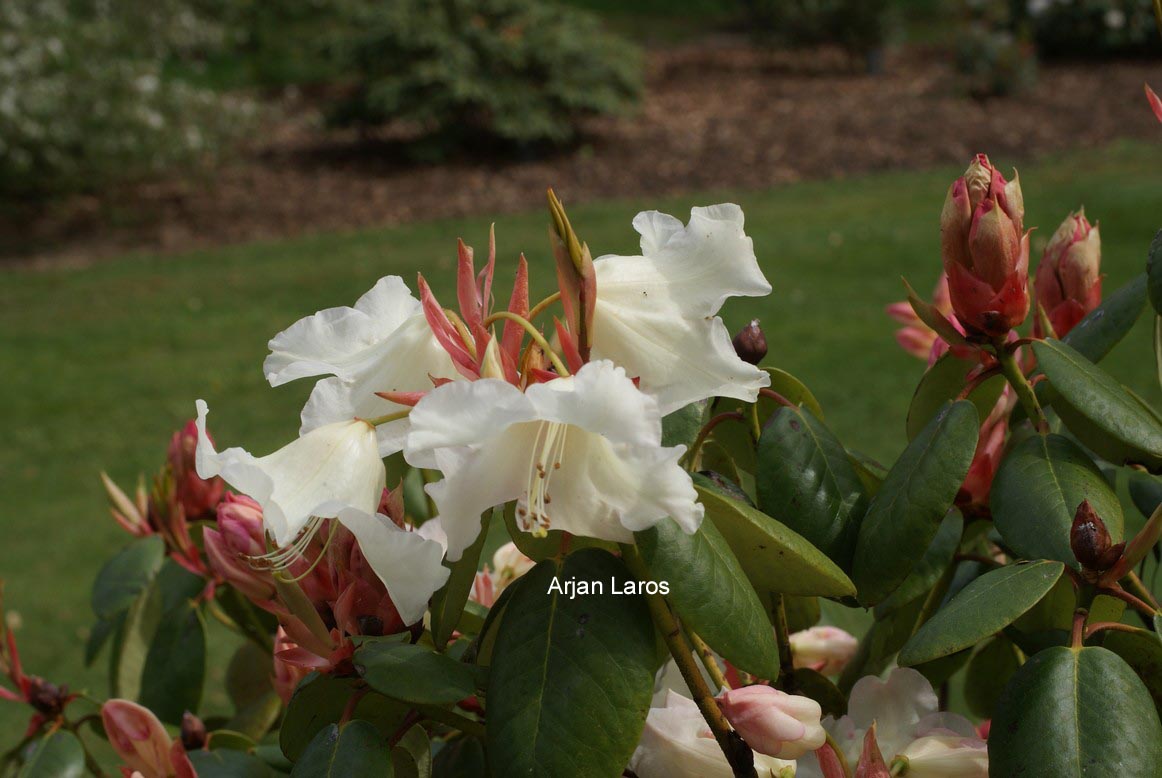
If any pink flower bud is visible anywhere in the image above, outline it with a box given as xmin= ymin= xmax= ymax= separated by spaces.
xmin=204 ymin=495 xmax=276 ymax=604
xmin=717 ymin=684 xmax=826 ymax=760
xmin=1033 ymin=210 xmax=1101 ymax=338
xmin=789 ymin=626 xmax=859 ymax=676
xmin=101 ymin=699 xmax=176 ymax=778
xmin=956 ymin=393 xmax=1009 ymax=518
xmin=942 ymin=155 xmax=1030 ymax=338
xmin=898 ymin=735 xmax=988 ymax=777
xmin=168 ymin=420 xmax=224 ymax=518
xmin=886 ymin=274 xmax=954 ymax=362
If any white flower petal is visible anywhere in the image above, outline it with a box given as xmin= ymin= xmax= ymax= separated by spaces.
xmin=591 ymin=205 xmax=772 ymax=414
xmin=298 ymin=313 xmax=461 ymax=456
xmin=524 ymin=360 xmax=660 ymax=446
xmin=424 ymin=428 xmax=535 ymax=560
xmin=335 ymin=507 xmax=450 ymax=626
xmin=264 ymin=276 xmax=422 ymax=386
xmin=406 ymin=378 xmax=536 ymax=454
xmin=848 ymin=667 xmax=938 ymax=759
xmin=590 ymin=295 xmax=769 ymax=415
xmin=194 ymin=400 xmax=385 ymax=546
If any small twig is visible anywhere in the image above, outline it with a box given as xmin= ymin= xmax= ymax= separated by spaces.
xmin=1100 ymin=585 xmax=1161 ymax=618
xmin=1071 ymin=609 xmax=1087 ymax=649
xmin=689 ymin=631 xmax=731 ymax=692
xmin=1084 ymin=621 xmax=1148 ymax=640
xmin=771 ymin=594 xmax=795 ymax=689
xmin=995 ymin=344 xmax=1049 ymax=434
xmin=758 ymin=388 xmax=797 ymax=409
xmin=339 ymin=686 xmax=369 ymax=726
xmin=681 ymin=411 xmax=745 ymax=471
xmin=1124 ymin=571 xmax=1161 ymax=611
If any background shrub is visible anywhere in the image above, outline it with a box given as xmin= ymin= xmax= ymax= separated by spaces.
xmin=739 ymin=0 xmax=893 ymax=60
xmin=1023 ymin=0 xmax=1160 ymax=60
xmin=0 ymin=0 xmax=251 ymax=197
xmin=330 ymin=0 xmax=642 ymax=152
xmin=952 ymin=0 xmax=1038 ymax=97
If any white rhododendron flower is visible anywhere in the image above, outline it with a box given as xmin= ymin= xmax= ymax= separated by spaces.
xmin=797 ymin=668 xmax=982 ymax=778
xmin=789 ymin=626 xmax=859 ymax=676
xmin=263 ymin=276 xmax=458 ymax=455
xmin=629 ymin=690 xmax=796 ymax=778
xmin=591 ymin=205 xmax=772 ymax=414
xmin=194 ymin=399 xmax=384 ymax=546
xmin=405 ymin=360 xmax=703 ymax=560
xmin=898 ymin=735 xmax=988 ymax=778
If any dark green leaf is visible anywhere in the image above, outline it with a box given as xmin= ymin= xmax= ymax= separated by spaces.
xmin=915 ymin=647 xmax=972 ymax=689
xmin=1129 ymin=470 xmax=1162 ymax=521
xmin=1063 ymin=273 xmax=1146 ymax=362
xmin=709 ymin=368 xmax=824 ymax=474
xmin=355 ymin=641 xmax=477 ymax=705
xmin=1034 ymin=339 xmax=1162 ymax=471
xmin=875 ymin=511 xmax=962 ymax=619
xmin=486 ymin=548 xmax=655 ymax=778
xmin=756 ymin=406 xmax=867 ymax=569
xmin=140 ymin=601 xmax=206 ymax=723
xmin=636 ymin=516 xmax=779 ymax=679
xmin=899 ymin=561 xmax=1064 ymax=666
xmin=991 ymin=433 xmax=1124 ymax=567
xmin=964 ymin=636 xmax=1022 ymax=718
xmin=224 ymin=641 xmax=282 ymax=740
xmin=91 ymin=536 xmax=164 ymax=619
xmin=17 ymin=731 xmax=84 ymax=778
xmin=111 ymin=576 xmax=162 ymax=700
xmin=1147 ymin=230 xmax=1162 ymax=316
xmin=852 ymin=401 xmax=979 ymax=605
xmin=431 ymin=510 xmax=491 ymax=647
xmin=695 ymin=478 xmax=855 ymax=598
xmin=432 ymin=738 xmax=487 ymax=777
xmin=391 ymin=725 xmax=432 ymax=778
xmin=280 ymin=675 xmax=409 ymax=762
xmin=661 ymin=400 xmax=709 ymax=448
xmin=1101 ymin=627 xmax=1162 ymax=717
xmin=292 ymin=721 xmax=392 ymax=777
xmin=990 ymin=646 xmax=1162 ymax=776
xmin=85 ymin=612 xmax=122 ymax=667
xmin=187 ymin=749 xmax=274 ymax=778
xmin=764 ymin=367 xmax=825 ymax=420
xmin=906 ymin=353 xmax=1004 ymax=440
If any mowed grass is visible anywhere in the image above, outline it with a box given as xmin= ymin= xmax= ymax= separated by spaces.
xmin=2 ymin=140 xmax=1161 ymax=741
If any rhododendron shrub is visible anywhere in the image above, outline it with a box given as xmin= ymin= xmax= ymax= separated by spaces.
xmin=8 ymin=148 xmax=1162 ymax=777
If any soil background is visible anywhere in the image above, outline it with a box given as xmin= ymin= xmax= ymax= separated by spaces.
xmin=5 ymin=40 xmax=1160 ymax=266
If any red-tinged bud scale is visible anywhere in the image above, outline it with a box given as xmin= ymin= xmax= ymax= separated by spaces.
xmin=1070 ymin=500 xmax=1124 ymax=577
xmin=941 ymin=154 xmax=1030 ymax=339
xmin=1033 ymin=210 xmax=1101 ymax=339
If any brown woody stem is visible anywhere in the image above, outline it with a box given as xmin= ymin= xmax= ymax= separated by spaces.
xmin=621 ymin=545 xmax=755 ymax=777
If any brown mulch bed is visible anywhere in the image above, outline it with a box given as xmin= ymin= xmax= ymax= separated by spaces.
xmin=5 ymin=40 xmax=1161 ymax=266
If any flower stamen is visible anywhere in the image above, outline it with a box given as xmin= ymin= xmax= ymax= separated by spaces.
xmin=520 ymin=422 xmax=568 ymax=536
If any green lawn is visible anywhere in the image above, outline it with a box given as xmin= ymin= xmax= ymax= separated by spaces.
xmin=3 ymin=140 xmax=1161 ymax=742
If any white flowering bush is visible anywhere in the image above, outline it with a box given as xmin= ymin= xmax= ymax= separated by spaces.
xmin=6 ymin=118 xmax=1162 ymax=776
xmin=0 ymin=0 xmax=249 ymax=195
